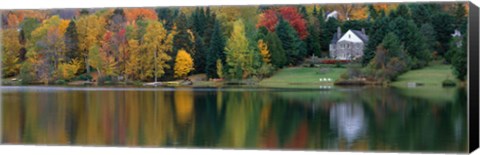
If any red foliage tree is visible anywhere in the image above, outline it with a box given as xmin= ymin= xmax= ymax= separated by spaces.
xmin=257 ymin=7 xmax=308 ymax=39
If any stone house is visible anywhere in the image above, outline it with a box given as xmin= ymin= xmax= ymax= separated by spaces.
xmin=329 ymin=27 xmax=369 ymax=60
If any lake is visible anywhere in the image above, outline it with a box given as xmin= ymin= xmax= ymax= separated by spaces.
xmin=0 ymin=86 xmax=468 ymax=153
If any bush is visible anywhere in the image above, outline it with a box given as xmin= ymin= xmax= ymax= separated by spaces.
xmin=321 ymin=59 xmax=351 ymax=64
xmin=54 ymin=79 xmax=67 ymax=85
xmin=442 ymin=79 xmax=456 ymax=87
xmin=98 ymin=76 xmax=113 ymax=84
xmin=73 ymin=74 xmax=93 ymax=81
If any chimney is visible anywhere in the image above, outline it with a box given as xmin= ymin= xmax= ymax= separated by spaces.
xmin=361 ymin=28 xmax=365 ymax=34
xmin=337 ymin=27 xmax=341 ymax=38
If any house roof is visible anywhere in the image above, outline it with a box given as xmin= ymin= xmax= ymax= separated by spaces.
xmin=351 ymin=30 xmax=369 ymax=43
xmin=330 ymin=32 xmax=342 ymax=44
xmin=331 ymin=29 xmax=368 ymax=44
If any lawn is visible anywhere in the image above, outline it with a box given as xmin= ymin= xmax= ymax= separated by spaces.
xmin=390 ymin=64 xmax=461 ymax=102
xmin=259 ymin=67 xmax=347 ymax=89
xmin=391 ymin=64 xmax=459 ymax=88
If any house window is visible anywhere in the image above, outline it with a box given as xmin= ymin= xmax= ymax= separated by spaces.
xmin=349 ymin=34 xmax=351 ymax=38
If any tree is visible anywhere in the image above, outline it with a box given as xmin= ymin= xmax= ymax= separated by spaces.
xmin=64 ymin=20 xmax=80 ymax=61
xmin=125 ymin=39 xmax=141 ymax=81
xmin=305 ymin=16 xmax=322 ymax=57
xmin=451 ymin=35 xmax=467 ymax=81
xmin=2 ymin=29 xmax=21 ymax=77
xmin=29 ymin=15 xmax=70 ymax=81
xmin=257 ymin=7 xmax=308 ymax=39
xmin=174 ymin=49 xmax=194 ymax=78
xmin=124 ymin=8 xmax=158 ymax=21
xmin=56 ymin=59 xmax=81 ymax=80
xmin=321 ymin=17 xmax=339 ymax=52
xmin=265 ymin=32 xmax=287 ymax=68
xmin=258 ymin=39 xmax=271 ymax=64
xmin=275 ymin=17 xmax=306 ymax=65
xmin=431 ymin=13 xmax=455 ymax=57
xmin=193 ymin=32 xmax=206 ymax=74
xmin=141 ymin=20 xmax=175 ymax=82
xmin=88 ymin=45 xmax=103 ymax=77
xmin=368 ymin=32 xmax=407 ymax=81
xmin=225 ymin=19 xmax=254 ymax=79
xmin=419 ymin=23 xmax=437 ymax=53
xmin=205 ymin=21 xmax=225 ymax=79
xmin=216 ymin=59 xmax=224 ymax=79
xmin=77 ymin=14 xmax=106 ymax=73
xmin=362 ymin=15 xmax=389 ymax=66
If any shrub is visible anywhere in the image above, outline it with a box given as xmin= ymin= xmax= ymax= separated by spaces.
xmin=321 ymin=59 xmax=351 ymax=64
xmin=54 ymin=79 xmax=67 ymax=85
xmin=442 ymin=79 xmax=456 ymax=87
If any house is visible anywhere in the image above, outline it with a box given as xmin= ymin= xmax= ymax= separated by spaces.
xmin=325 ymin=10 xmax=338 ymax=21
xmin=329 ymin=27 xmax=368 ymax=60
xmin=451 ymin=29 xmax=463 ymax=47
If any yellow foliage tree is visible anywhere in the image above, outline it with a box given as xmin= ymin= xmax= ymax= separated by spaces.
xmin=216 ymin=59 xmax=223 ymax=79
xmin=141 ymin=20 xmax=175 ymax=82
xmin=125 ymin=39 xmax=141 ymax=81
xmin=56 ymin=59 xmax=81 ymax=80
xmin=77 ymin=14 xmax=106 ymax=73
xmin=257 ymin=39 xmax=271 ymax=64
xmin=174 ymin=49 xmax=194 ymax=78
xmin=2 ymin=29 xmax=21 ymax=77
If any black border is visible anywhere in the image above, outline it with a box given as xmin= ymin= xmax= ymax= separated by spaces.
xmin=469 ymin=1 xmax=479 ymax=153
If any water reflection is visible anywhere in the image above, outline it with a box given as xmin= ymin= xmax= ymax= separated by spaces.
xmin=1 ymin=86 xmax=468 ymax=152
xmin=329 ymin=103 xmax=367 ymax=148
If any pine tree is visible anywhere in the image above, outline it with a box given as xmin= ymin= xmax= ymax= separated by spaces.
xmin=452 ymin=35 xmax=467 ymax=80
xmin=431 ymin=12 xmax=455 ymax=57
xmin=306 ymin=16 xmax=322 ymax=57
xmin=321 ymin=17 xmax=339 ymax=52
xmin=362 ymin=15 xmax=389 ymax=66
xmin=275 ymin=17 xmax=306 ymax=65
xmin=206 ymin=21 xmax=226 ymax=79
xmin=193 ymin=32 xmax=206 ymax=74
xmin=265 ymin=32 xmax=287 ymax=68
xmin=65 ymin=20 xmax=80 ymax=62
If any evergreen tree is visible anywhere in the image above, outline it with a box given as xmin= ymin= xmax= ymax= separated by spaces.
xmin=452 ymin=35 xmax=467 ymax=80
xmin=193 ymin=32 xmax=206 ymax=74
xmin=404 ymin=20 xmax=430 ymax=68
xmin=419 ymin=23 xmax=437 ymax=52
xmin=431 ymin=12 xmax=455 ymax=57
xmin=275 ymin=17 xmax=306 ymax=65
xmin=265 ymin=32 xmax=287 ymax=68
xmin=64 ymin=20 xmax=80 ymax=62
xmin=321 ymin=17 xmax=339 ymax=52
xmin=363 ymin=15 xmax=390 ymax=66
xmin=206 ymin=21 xmax=226 ymax=79
xmin=306 ymin=16 xmax=321 ymax=57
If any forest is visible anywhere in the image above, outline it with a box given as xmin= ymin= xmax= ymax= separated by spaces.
xmin=0 ymin=3 xmax=469 ymax=85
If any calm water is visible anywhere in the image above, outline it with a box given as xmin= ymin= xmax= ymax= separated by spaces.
xmin=0 ymin=86 xmax=468 ymax=153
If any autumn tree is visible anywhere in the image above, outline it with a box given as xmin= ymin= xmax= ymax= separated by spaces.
xmin=29 ymin=15 xmax=69 ymax=82
xmin=56 ymin=59 xmax=81 ymax=80
xmin=225 ymin=19 xmax=255 ymax=79
xmin=174 ymin=49 xmax=194 ymax=78
xmin=257 ymin=7 xmax=308 ymax=40
xmin=2 ymin=29 xmax=21 ymax=77
xmin=258 ymin=39 xmax=271 ymax=64
xmin=124 ymin=8 xmax=158 ymax=22
xmin=125 ymin=39 xmax=141 ymax=81
xmin=77 ymin=14 xmax=106 ymax=73
xmin=141 ymin=20 xmax=175 ymax=82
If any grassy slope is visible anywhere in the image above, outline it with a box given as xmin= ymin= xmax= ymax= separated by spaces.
xmin=391 ymin=64 xmax=460 ymax=102
xmin=391 ymin=64 xmax=459 ymax=88
xmin=259 ymin=67 xmax=347 ymax=88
